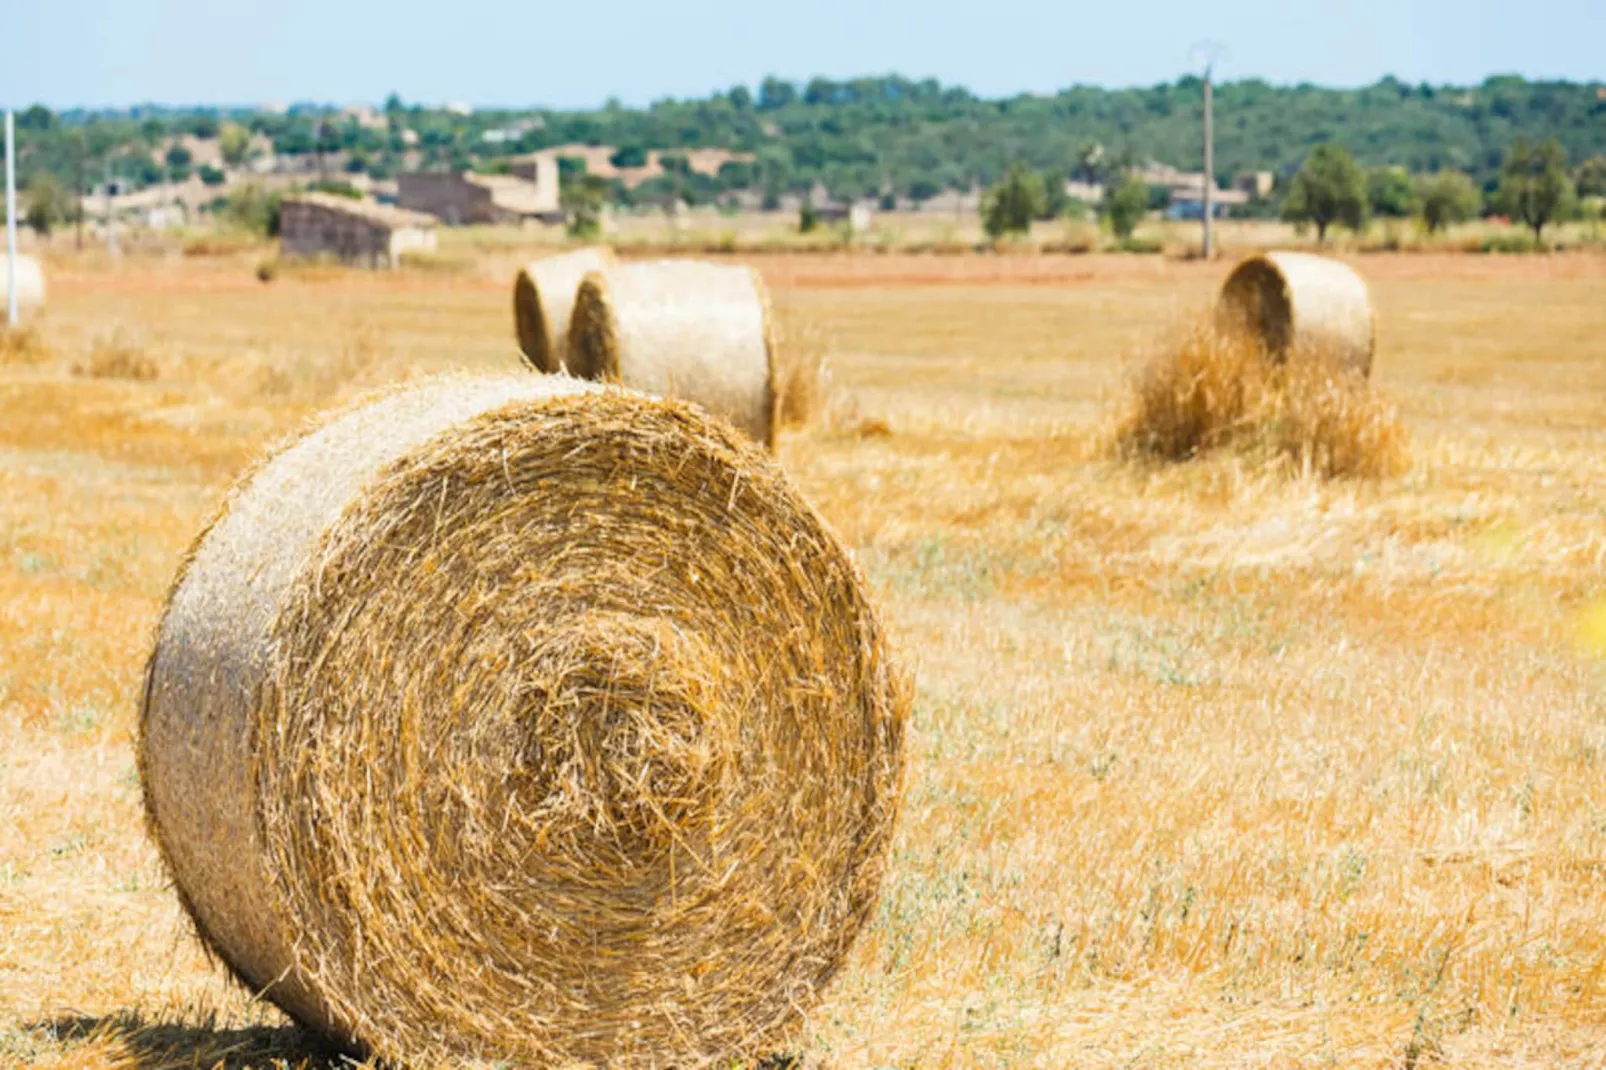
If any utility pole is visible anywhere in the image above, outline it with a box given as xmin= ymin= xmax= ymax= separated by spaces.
xmin=1191 ymin=42 xmax=1226 ymax=260
xmin=105 ymin=160 xmax=119 ymax=257
xmin=1203 ymin=73 xmax=1213 ymax=259
xmin=6 ymin=109 xmax=17 ymax=327
xmin=75 ymin=133 xmax=86 ymax=251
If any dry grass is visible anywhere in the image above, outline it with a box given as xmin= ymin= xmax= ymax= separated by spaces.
xmin=73 ymin=330 xmax=159 ymax=382
xmin=0 ymin=324 xmax=51 ymax=366
xmin=772 ymin=290 xmax=831 ymax=427
xmin=1112 ymin=315 xmax=1410 ymax=478
xmin=4 ymin=249 xmax=1606 ymax=1067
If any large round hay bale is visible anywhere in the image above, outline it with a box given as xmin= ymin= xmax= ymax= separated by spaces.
xmin=512 ymin=247 xmax=616 ymax=372
xmin=1217 ymin=251 xmax=1375 ymax=377
xmin=0 ymin=254 xmax=46 ymax=321
xmin=569 ymin=259 xmax=778 ymax=448
xmin=139 ymin=375 xmax=907 ymax=1069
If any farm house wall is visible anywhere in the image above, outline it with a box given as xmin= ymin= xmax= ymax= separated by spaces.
xmin=279 ymin=201 xmax=436 ymax=268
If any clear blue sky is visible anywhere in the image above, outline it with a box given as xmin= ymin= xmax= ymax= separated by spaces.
xmin=7 ymin=0 xmax=1603 ymax=111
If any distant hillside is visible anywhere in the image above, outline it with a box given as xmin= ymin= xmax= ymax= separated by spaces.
xmin=7 ymin=75 xmax=1606 ymax=210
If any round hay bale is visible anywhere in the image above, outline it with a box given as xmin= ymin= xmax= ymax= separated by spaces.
xmin=1217 ymin=251 xmax=1375 ymax=377
xmin=512 ymin=247 xmax=616 ymax=372
xmin=139 ymin=375 xmax=907 ymax=1068
xmin=0 ymin=254 xmax=46 ymax=321
xmin=569 ymin=259 xmax=778 ymax=448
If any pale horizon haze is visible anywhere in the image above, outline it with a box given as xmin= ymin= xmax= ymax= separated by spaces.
xmin=5 ymin=0 xmax=1603 ymax=111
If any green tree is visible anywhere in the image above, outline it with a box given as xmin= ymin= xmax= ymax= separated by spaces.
xmin=717 ymin=160 xmax=754 ymax=189
xmin=1075 ymin=141 xmax=1105 ymax=184
xmin=1416 ymin=170 xmax=1482 ymax=232
xmin=1039 ymin=170 xmax=1068 ymax=219
xmin=1282 ymin=144 xmax=1368 ymax=241
xmin=165 ymin=144 xmax=193 ymax=182
xmin=24 ymin=174 xmax=71 ymax=235
xmin=1572 ymin=154 xmax=1606 ymax=198
xmin=562 ymin=174 xmax=607 ymax=239
xmin=610 ymin=145 xmax=647 ymax=168
xmin=224 ymin=184 xmax=282 ymax=236
xmin=219 ymin=122 xmax=252 ymax=168
xmin=981 ymin=163 xmax=1046 ymax=238
xmin=18 ymin=104 xmax=55 ymax=131
xmin=1103 ymin=174 xmax=1148 ymax=239
xmin=198 ymin=164 xmax=227 ymax=186
xmin=1498 ymin=137 xmax=1576 ymax=241
xmin=1366 ymin=166 xmax=1418 ymax=218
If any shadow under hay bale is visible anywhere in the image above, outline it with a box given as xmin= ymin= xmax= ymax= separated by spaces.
xmin=139 ymin=375 xmax=908 ymax=1069
xmin=513 ymin=247 xmax=617 ymax=372
xmin=1 ymin=253 xmax=47 ymax=321
xmin=1217 ymin=251 xmax=1375 ymax=378
xmin=1111 ymin=314 xmax=1408 ymax=480
xmin=569 ymin=259 xmax=778 ymax=447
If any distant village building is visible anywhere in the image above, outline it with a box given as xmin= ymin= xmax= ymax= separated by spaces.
xmin=508 ymin=145 xmax=756 ymax=191
xmin=1129 ymin=162 xmax=1250 ymax=219
xmin=1063 ymin=179 xmax=1106 ymax=204
xmin=279 ymin=193 xmax=438 ymax=268
xmin=506 ymin=154 xmax=560 ymax=193
xmin=397 ymin=171 xmax=561 ymax=225
xmin=338 ymin=105 xmax=388 ymax=130
xmin=1233 ymin=171 xmax=1276 ymax=199
xmin=812 ymin=200 xmax=877 ymax=233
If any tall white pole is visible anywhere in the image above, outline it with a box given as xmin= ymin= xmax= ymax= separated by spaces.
xmin=1202 ymin=72 xmax=1214 ymax=260
xmin=106 ymin=161 xmax=118 ymax=256
xmin=6 ymin=109 xmax=17 ymax=326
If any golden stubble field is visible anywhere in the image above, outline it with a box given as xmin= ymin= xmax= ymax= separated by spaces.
xmin=1 ymin=247 xmax=1605 ymax=1068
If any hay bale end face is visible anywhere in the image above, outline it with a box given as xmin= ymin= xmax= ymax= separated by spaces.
xmin=139 ymin=375 xmax=907 ymax=1068
xmin=512 ymin=247 xmax=616 ymax=372
xmin=1217 ymin=251 xmax=1375 ymax=377
xmin=569 ymin=259 xmax=778 ymax=448
xmin=1 ymin=254 xmax=47 ymax=321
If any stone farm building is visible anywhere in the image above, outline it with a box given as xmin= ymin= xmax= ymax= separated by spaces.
xmin=397 ymin=170 xmax=561 ymax=225
xmin=278 ymin=194 xmax=438 ymax=268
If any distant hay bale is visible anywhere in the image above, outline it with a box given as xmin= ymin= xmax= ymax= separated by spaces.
xmin=1217 ymin=251 xmax=1375 ymax=377
xmin=569 ymin=260 xmax=778 ymax=447
xmin=139 ymin=375 xmax=908 ymax=1069
xmin=512 ymin=247 xmax=616 ymax=371
xmin=0 ymin=254 xmax=46 ymax=321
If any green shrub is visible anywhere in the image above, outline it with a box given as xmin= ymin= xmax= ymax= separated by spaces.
xmin=224 ymin=184 xmax=283 ymax=237
xmin=1104 ymin=176 xmax=1148 ymax=239
xmin=1481 ymin=231 xmax=1543 ymax=254
xmin=982 ymin=163 xmax=1046 ymax=239
xmin=1113 ymin=235 xmax=1162 ymax=254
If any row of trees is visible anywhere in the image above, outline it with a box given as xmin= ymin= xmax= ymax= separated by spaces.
xmin=1282 ymin=138 xmax=1591 ymax=241
xmin=978 ymin=137 xmax=1601 ymax=243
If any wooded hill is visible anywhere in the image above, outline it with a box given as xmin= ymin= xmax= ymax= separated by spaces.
xmin=10 ymin=74 xmax=1606 ymax=206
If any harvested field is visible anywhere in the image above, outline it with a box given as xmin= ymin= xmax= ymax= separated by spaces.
xmin=2 ymin=248 xmax=1606 ymax=1068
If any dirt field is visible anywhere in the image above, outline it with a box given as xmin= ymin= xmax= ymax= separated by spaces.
xmin=2 ymin=249 xmax=1606 ymax=1068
